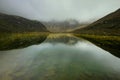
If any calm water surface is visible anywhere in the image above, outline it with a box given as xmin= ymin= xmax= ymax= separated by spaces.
xmin=0 ymin=34 xmax=120 ymax=80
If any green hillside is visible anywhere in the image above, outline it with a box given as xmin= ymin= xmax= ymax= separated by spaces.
xmin=74 ymin=9 xmax=120 ymax=36
xmin=0 ymin=13 xmax=48 ymax=33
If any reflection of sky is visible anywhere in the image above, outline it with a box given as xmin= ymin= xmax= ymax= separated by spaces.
xmin=0 ymin=33 xmax=120 ymax=80
xmin=0 ymin=38 xmax=120 ymax=75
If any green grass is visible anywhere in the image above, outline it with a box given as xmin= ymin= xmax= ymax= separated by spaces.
xmin=74 ymin=34 xmax=120 ymax=58
xmin=0 ymin=32 xmax=49 ymax=50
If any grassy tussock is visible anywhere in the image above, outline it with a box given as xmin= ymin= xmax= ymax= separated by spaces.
xmin=74 ymin=34 xmax=120 ymax=57
xmin=0 ymin=32 xmax=48 ymax=50
xmin=75 ymin=34 xmax=120 ymax=44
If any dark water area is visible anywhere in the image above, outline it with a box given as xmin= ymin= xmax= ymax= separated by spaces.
xmin=0 ymin=34 xmax=120 ymax=80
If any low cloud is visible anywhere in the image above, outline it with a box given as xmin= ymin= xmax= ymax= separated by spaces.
xmin=0 ymin=0 xmax=120 ymax=22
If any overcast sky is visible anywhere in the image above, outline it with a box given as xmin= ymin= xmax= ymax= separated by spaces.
xmin=0 ymin=0 xmax=120 ymax=22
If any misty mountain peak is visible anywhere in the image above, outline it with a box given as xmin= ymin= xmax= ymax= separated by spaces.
xmin=66 ymin=19 xmax=79 ymax=25
xmin=113 ymin=8 xmax=120 ymax=14
xmin=116 ymin=8 xmax=120 ymax=12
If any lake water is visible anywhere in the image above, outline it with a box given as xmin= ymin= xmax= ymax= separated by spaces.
xmin=0 ymin=34 xmax=120 ymax=80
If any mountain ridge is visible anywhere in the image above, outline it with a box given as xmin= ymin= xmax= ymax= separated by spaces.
xmin=74 ymin=8 xmax=120 ymax=36
xmin=0 ymin=12 xmax=48 ymax=33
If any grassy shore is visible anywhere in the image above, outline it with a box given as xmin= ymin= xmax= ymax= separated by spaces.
xmin=74 ymin=34 xmax=120 ymax=58
xmin=0 ymin=32 xmax=49 ymax=50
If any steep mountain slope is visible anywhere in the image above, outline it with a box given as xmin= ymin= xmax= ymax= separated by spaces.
xmin=0 ymin=13 xmax=48 ymax=33
xmin=74 ymin=9 xmax=120 ymax=35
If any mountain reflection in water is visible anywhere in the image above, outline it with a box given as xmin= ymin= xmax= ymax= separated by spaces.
xmin=0 ymin=34 xmax=120 ymax=80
